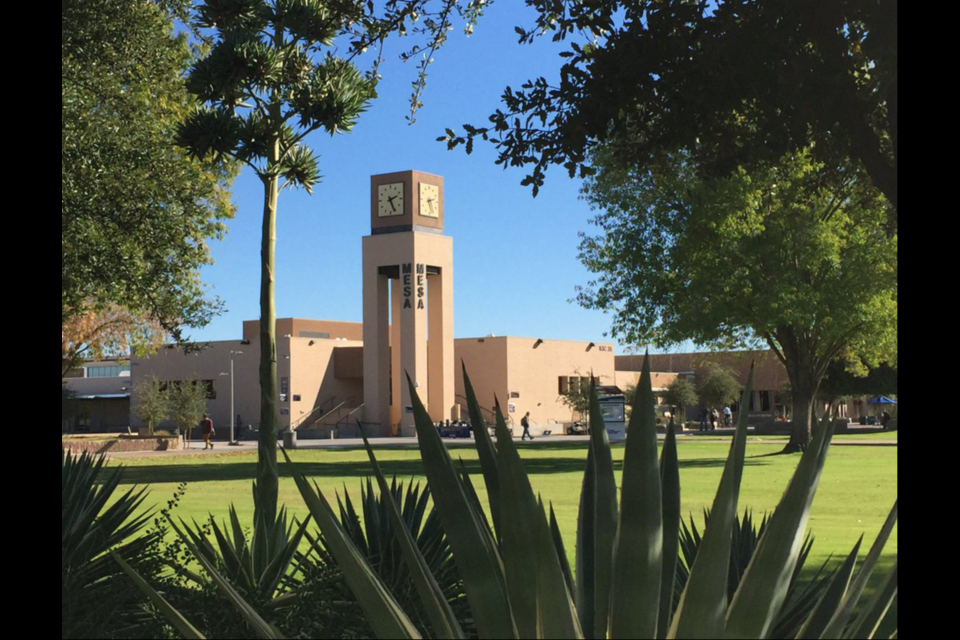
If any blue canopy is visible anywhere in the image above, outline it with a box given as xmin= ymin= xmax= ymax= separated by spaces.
xmin=868 ymin=396 xmax=898 ymax=405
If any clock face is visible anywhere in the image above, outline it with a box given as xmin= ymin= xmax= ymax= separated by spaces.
xmin=419 ymin=183 xmax=440 ymax=218
xmin=378 ymin=183 xmax=405 ymax=218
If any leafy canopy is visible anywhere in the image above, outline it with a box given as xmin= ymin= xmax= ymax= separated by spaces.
xmin=664 ymin=378 xmax=699 ymax=413
xmin=178 ymin=0 xmax=491 ymax=184
xmin=62 ymin=0 xmax=235 ymax=339
xmin=695 ymin=366 xmax=742 ymax=411
xmin=577 ymin=148 xmax=898 ymax=380
xmin=444 ymin=0 xmax=898 ymax=228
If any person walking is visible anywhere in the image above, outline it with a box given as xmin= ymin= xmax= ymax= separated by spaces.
xmin=700 ymin=407 xmax=709 ymax=432
xmin=201 ymin=414 xmax=216 ymax=451
xmin=521 ymin=412 xmax=535 ymax=441
xmin=711 ymin=408 xmax=720 ymax=432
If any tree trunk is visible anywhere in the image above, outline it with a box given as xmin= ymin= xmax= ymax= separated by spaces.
xmin=773 ymin=329 xmax=827 ymax=454
xmin=786 ymin=387 xmax=815 ymax=454
xmin=257 ymin=171 xmax=280 ymax=528
xmin=783 ymin=352 xmax=825 ymax=454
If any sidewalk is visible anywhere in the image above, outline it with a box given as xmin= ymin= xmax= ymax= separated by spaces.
xmin=106 ymin=430 xmax=896 ymax=460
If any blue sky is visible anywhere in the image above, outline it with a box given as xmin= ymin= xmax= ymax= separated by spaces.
xmin=190 ymin=3 xmax=677 ymax=355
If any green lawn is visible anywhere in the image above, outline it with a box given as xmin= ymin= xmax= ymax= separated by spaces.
xmin=112 ymin=439 xmax=897 ymax=634
xmin=115 ymin=440 xmax=898 ymax=573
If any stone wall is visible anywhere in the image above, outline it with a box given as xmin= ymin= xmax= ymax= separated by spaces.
xmin=62 ymin=435 xmax=183 ymax=456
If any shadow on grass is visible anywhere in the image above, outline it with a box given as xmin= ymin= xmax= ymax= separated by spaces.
xmin=118 ymin=454 xmax=770 ymax=486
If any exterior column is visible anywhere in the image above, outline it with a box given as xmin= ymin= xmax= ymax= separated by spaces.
xmin=400 ymin=262 xmax=430 ymax=436
xmin=391 ymin=277 xmax=403 ymax=434
xmin=363 ymin=255 xmax=392 ymax=436
xmin=428 ymin=266 xmax=455 ymax=422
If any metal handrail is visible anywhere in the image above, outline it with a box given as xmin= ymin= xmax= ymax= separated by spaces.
xmin=455 ymin=395 xmax=516 ymax=427
xmin=298 ymin=400 xmax=350 ymax=431
xmin=336 ymin=404 xmax=366 ymax=428
xmin=291 ymin=396 xmax=341 ymax=430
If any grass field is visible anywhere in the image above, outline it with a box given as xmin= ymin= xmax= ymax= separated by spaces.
xmin=110 ymin=438 xmax=898 ymax=634
xmin=114 ymin=439 xmax=898 ymax=572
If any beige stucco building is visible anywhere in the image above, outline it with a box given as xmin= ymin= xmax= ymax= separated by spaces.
xmin=63 ymin=170 xmax=896 ymax=438
xmin=65 ymin=171 xmax=619 ymax=439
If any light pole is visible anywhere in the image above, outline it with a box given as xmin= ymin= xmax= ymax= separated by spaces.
xmin=222 ymin=351 xmax=243 ymax=446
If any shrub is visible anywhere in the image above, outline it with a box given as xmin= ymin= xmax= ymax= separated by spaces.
xmin=62 ymin=451 xmax=162 ymax=639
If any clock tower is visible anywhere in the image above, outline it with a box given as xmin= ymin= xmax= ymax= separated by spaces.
xmin=363 ymin=171 xmax=454 ymax=436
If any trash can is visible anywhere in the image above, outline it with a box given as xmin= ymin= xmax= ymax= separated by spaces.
xmin=283 ymin=429 xmax=298 ymax=450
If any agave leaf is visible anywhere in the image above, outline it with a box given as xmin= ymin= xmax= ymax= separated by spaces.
xmin=406 ymin=374 xmax=518 ymax=639
xmin=588 ymin=379 xmax=620 ymax=640
xmin=111 ymin=551 xmax=207 ymax=640
xmin=611 ymin=354 xmax=664 ymax=639
xmin=819 ymin=502 xmax=899 ymax=639
xmin=360 ymin=429 xmax=467 ymax=640
xmin=845 ymin=562 xmax=898 ymax=640
xmin=209 ymin=515 xmax=251 ymax=590
xmin=669 ymin=367 xmax=754 ymax=639
xmin=723 ymin=410 xmax=836 ymax=639
xmin=493 ymin=402 xmax=583 ymax=639
xmin=259 ymin=515 xmax=312 ymax=599
xmin=494 ymin=400 xmax=542 ymax=639
xmin=459 ymin=459 xmax=496 ymax=536
xmin=796 ymin=538 xmax=863 ymax=639
xmin=282 ymin=448 xmax=423 ymax=639
xmin=659 ymin=425 xmax=681 ymax=640
xmin=463 ymin=364 xmax=502 ymax=539
xmin=576 ymin=447 xmax=597 ymax=636
xmin=536 ymin=502 xmax=586 ymax=640
xmin=550 ymin=504 xmax=576 ymax=598
xmin=168 ymin=518 xmax=285 ymax=640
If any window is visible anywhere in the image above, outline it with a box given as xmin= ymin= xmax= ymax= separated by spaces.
xmin=560 ymin=376 xmax=599 ymax=396
xmin=160 ymin=380 xmax=216 ymax=400
xmin=601 ymin=404 xmax=625 ymax=422
xmin=87 ymin=366 xmax=119 ymax=378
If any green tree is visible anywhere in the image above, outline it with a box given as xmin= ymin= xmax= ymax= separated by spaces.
xmin=169 ymin=378 xmax=210 ymax=445
xmin=177 ymin=0 xmax=489 ymax=527
xmin=62 ymin=0 xmax=235 ymax=340
xmin=445 ymin=0 xmax=898 ymax=228
xmin=560 ymin=378 xmax=592 ymax=421
xmin=578 ymin=150 xmax=898 ymax=452
xmin=664 ymin=378 xmax=699 ymax=423
xmin=695 ymin=366 xmax=742 ymax=413
xmin=134 ymin=377 xmax=171 ymax=436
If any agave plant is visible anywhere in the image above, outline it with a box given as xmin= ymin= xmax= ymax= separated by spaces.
xmin=337 ymin=479 xmax=472 ymax=636
xmin=123 ymin=355 xmax=898 ymax=639
xmin=677 ymin=511 xmax=833 ymax=639
xmin=62 ymin=451 xmax=160 ymax=639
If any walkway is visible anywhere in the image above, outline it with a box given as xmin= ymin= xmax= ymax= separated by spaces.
xmin=105 ymin=429 xmax=897 ymax=460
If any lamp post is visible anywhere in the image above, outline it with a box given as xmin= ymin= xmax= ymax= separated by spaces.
xmin=222 ymin=351 xmax=243 ymax=446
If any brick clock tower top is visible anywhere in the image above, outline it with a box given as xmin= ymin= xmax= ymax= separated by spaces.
xmin=370 ymin=171 xmax=445 ymax=235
